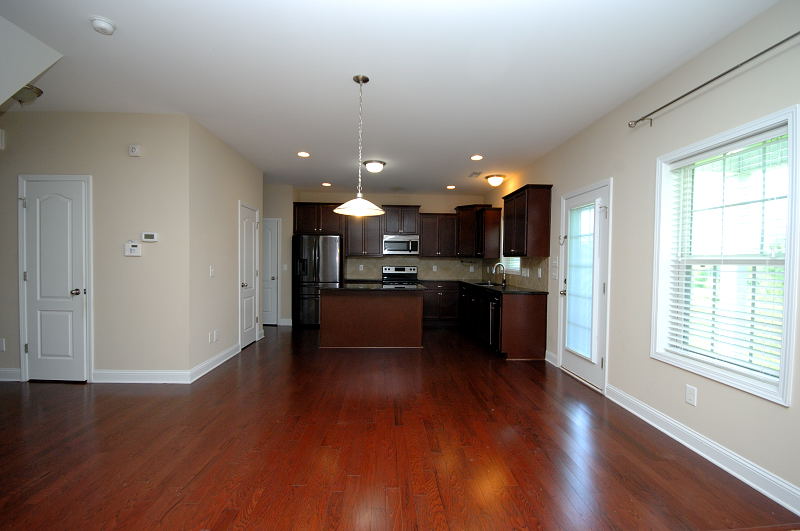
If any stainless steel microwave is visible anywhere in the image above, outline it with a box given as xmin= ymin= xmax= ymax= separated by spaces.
xmin=383 ymin=234 xmax=419 ymax=255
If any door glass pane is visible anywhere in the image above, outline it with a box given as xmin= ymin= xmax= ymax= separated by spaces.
xmin=566 ymin=203 xmax=595 ymax=358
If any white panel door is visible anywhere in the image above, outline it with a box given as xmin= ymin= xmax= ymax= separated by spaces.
xmin=559 ymin=183 xmax=610 ymax=390
xmin=262 ymin=218 xmax=279 ymax=325
xmin=21 ymin=176 xmax=89 ymax=381
xmin=239 ymin=202 xmax=258 ymax=347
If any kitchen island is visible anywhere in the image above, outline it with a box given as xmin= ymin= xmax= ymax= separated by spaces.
xmin=319 ymin=283 xmax=425 ymax=348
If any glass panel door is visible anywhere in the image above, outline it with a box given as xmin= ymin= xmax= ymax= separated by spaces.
xmin=565 ymin=203 xmax=595 ymax=359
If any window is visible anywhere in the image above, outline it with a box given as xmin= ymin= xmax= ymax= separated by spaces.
xmin=652 ymin=107 xmax=798 ymax=405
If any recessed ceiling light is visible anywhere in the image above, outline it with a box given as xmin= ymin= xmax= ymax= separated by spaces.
xmin=321 ymin=182 xmax=332 ymax=187
xmin=363 ymin=160 xmax=386 ymax=173
xmin=446 ymin=185 xmax=456 ymax=190
xmin=297 ymin=151 xmax=310 ymax=158
xmin=90 ymin=16 xmax=116 ymax=36
xmin=470 ymin=154 xmax=484 ymax=161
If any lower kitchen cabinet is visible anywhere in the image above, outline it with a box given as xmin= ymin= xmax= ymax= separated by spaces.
xmin=422 ymin=281 xmax=459 ymax=326
xmin=459 ymin=282 xmax=547 ymax=359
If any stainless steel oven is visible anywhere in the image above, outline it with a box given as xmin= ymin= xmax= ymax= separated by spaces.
xmin=383 ymin=234 xmax=419 ymax=255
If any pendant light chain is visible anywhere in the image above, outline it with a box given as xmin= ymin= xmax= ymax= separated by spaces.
xmin=356 ymin=79 xmax=364 ymax=195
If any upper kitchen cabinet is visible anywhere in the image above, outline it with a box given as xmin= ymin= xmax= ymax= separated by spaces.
xmin=420 ymin=213 xmax=456 ymax=257
xmin=345 ymin=215 xmax=383 ymax=257
xmin=455 ymin=205 xmax=500 ymax=259
xmin=293 ymin=202 xmax=344 ymax=235
xmin=502 ymin=184 xmax=552 ymax=257
xmin=382 ymin=205 xmax=420 ymax=235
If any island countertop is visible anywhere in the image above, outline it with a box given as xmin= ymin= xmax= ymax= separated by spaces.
xmin=320 ymin=283 xmax=427 ymax=291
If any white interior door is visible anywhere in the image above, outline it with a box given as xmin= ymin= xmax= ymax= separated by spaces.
xmin=239 ymin=202 xmax=258 ymax=347
xmin=20 ymin=175 xmax=91 ymax=381
xmin=559 ymin=182 xmax=611 ymax=390
xmin=262 ymin=218 xmax=279 ymax=325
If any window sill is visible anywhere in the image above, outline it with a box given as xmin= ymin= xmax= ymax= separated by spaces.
xmin=650 ymin=349 xmax=789 ymax=406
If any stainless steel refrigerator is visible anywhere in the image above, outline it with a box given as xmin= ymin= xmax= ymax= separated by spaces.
xmin=292 ymin=234 xmax=343 ymax=326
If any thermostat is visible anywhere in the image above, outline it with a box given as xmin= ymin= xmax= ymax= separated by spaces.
xmin=141 ymin=232 xmax=159 ymax=242
xmin=124 ymin=240 xmax=142 ymax=257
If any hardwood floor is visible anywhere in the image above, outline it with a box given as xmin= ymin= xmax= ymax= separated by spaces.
xmin=0 ymin=327 xmax=797 ymax=530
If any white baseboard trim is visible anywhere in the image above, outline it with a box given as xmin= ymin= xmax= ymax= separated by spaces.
xmin=0 ymin=368 xmax=21 ymax=381
xmin=92 ymin=369 xmax=192 ymax=384
xmin=605 ymin=384 xmax=800 ymax=516
xmin=278 ymin=318 xmax=292 ymax=326
xmin=545 ymin=350 xmax=559 ymax=366
xmin=189 ymin=343 xmax=240 ymax=383
xmin=92 ymin=343 xmax=241 ymax=385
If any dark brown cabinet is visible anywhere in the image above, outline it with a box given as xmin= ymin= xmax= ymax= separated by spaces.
xmin=455 ymin=205 xmax=501 ymax=258
xmin=502 ymin=185 xmax=552 ymax=257
xmin=382 ymin=205 xmax=420 ymax=235
xmin=345 ymin=215 xmax=383 ymax=256
xmin=459 ymin=282 xmax=547 ymax=359
xmin=293 ymin=202 xmax=344 ymax=235
xmin=422 ymin=281 xmax=459 ymax=325
xmin=419 ymin=213 xmax=456 ymax=257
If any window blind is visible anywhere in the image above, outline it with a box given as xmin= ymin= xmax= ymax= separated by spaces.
xmin=666 ymin=132 xmax=788 ymax=381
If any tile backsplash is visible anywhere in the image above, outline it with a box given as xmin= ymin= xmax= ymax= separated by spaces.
xmin=346 ymin=256 xmax=484 ymax=281
xmin=482 ymin=256 xmax=550 ymax=292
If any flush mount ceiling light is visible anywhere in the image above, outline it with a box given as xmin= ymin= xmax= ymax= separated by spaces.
xmin=90 ymin=15 xmax=116 ymax=35
xmin=362 ymin=160 xmax=386 ymax=173
xmin=485 ymin=174 xmax=506 ymax=187
xmin=321 ymin=182 xmax=332 ymax=187
xmin=470 ymin=154 xmax=484 ymax=161
xmin=334 ymin=75 xmax=385 ymax=217
xmin=297 ymin=151 xmax=310 ymax=158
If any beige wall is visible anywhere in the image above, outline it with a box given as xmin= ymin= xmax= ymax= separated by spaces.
xmin=487 ymin=0 xmax=800 ymax=486
xmin=0 ymin=112 xmax=191 ymax=370
xmin=295 ymin=190 xmax=486 ymax=213
xmin=262 ymin=182 xmax=295 ymax=322
xmin=188 ymin=120 xmax=262 ymax=366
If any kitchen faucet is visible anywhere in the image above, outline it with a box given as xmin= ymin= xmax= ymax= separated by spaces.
xmin=492 ymin=262 xmax=506 ymax=288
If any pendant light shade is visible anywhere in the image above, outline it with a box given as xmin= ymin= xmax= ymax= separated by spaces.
xmin=335 ymin=74 xmax=385 ymax=217
xmin=333 ymin=193 xmax=385 ymax=216
xmin=485 ymin=174 xmax=506 ymax=187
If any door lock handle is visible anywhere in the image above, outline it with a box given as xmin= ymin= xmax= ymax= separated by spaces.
xmin=70 ymin=288 xmax=81 ymax=295
xmin=559 ymin=290 xmax=567 ymax=296
xmin=241 ymin=282 xmax=248 ymax=288
xmin=270 ymin=276 xmax=276 ymax=280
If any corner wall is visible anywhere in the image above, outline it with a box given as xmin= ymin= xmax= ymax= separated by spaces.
xmin=487 ymin=0 xmax=800 ymax=490
xmin=188 ymin=119 xmax=262 ymax=367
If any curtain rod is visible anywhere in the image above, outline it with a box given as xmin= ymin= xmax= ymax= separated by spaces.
xmin=627 ymin=29 xmax=800 ymax=128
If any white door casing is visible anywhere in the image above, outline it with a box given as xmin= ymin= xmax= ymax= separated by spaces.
xmin=19 ymin=175 xmax=92 ymax=381
xmin=558 ymin=180 xmax=612 ymax=391
xmin=239 ymin=202 xmax=259 ymax=347
xmin=262 ymin=218 xmax=279 ymax=325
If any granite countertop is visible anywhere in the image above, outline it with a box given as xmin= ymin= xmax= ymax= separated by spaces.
xmin=321 ymin=283 xmax=427 ymax=291
xmin=461 ymin=280 xmax=549 ymax=295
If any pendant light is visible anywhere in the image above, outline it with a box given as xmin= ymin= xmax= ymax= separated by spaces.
xmin=334 ymin=75 xmax=385 ymax=217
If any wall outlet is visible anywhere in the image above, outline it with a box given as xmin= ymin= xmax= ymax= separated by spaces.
xmin=469 ymin=265 xmax=475 ymax=272
xmin=685 ymin=384 xmax=698 ymax=406
xmin=0 ymin=338 xmax=5 ymax=352
xmin=209 ymin=265 xmax=215 ymax=278
xmin=208 ymin=331 xmax=213 ymax=343
xmin=359 ymin=264 xmax=364 ymax=271
xmin=521 ymin=267 xmax=530 ymax=277
xmin=432 ymin=264 xmax=438 ymax=272
xmin=213 ymin=329 xmax=219 ymax=343
xmin=550 ymin=257 xmax=559 ymax=279
xmin=537 ymin=267 xmax=542 ymax=279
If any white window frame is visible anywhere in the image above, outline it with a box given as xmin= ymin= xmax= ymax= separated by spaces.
xmin=651 ymin=105 xmax=799 ymax=406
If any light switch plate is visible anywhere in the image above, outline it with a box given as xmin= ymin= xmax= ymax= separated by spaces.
xmin=128 ymin=144 xmax=143 ymax=157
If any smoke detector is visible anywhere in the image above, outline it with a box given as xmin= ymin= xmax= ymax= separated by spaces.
xmin=90 ymin=16 xmax=116 ymax=36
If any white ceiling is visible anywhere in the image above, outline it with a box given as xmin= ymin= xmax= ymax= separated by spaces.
xmin=0 ymin=0 xmax=778 ymax=194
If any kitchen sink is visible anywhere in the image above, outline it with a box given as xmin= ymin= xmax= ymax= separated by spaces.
xmin=472 ymin=281 xmax=500 ymax=286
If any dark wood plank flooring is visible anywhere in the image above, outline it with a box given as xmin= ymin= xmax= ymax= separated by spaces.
xmin=0 ymin=327 xmax=797 ymax=530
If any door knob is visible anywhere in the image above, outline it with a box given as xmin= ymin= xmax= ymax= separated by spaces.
xmin=559 ymin=290 xmax=567 ymax=296
xmin=70 ymin=288 xmax=80 ymax=296
xmin=270 ymin=276 xmax=276 ymax=280
xmin=241 ymin=282 xmax=248 ymax=288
